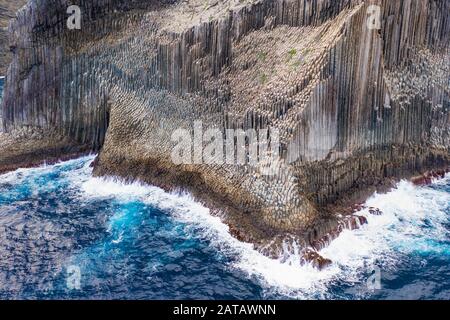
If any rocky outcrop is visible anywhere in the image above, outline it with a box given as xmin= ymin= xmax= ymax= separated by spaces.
xmin=411 ymin=168 xmax=449 ymax=185
xmin=0 ymin=0 xmax=449 ymax=267
xmin=0 ymin=127 xmax=90 ymax=174
xmin=0 ymin=1 xmax=28 ymax=75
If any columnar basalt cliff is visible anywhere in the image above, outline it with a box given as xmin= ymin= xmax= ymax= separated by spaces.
xmin=0 ymin=0 xmax=28 ymax=75
xmin=1 ymin=0 xmax=449 ymax=264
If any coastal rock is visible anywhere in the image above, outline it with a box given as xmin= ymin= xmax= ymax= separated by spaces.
xmin=0 ymin=1 xmax=28 ymax=75
xmin=411 ymin=169 xmax=449 ymax=186
xmin=300 ymin=249 xmax=332 ymax=271
xmin=369 ymin=207 xmax=383 ymax=216
xmin=0 ymin=0 xmax=449 ymax=255
xmin=307 ymin=215 xmax=368 ymax=251
xmin=254 ymin=233 xmax=332 ymax=270
xmin=254 ymin=213 xmax=366 ymax=269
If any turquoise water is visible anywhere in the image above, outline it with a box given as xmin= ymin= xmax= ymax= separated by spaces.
xmin=0 ymin=78 xmax=449 ymax=299
xmin=0 ymin=156 xmax=449 ymax=299
xmin=0 ymin=158 xmax=262 ymax=299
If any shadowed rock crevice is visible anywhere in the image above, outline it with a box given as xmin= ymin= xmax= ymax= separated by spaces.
xmin=0 ymin=0 xmax=449 ymax=266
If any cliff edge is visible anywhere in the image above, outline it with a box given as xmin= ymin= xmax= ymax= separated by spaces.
xmin=0 ymin=0 xmax=28 ymax=75
xmin=1 ymin=0 xmax=449 ymax=264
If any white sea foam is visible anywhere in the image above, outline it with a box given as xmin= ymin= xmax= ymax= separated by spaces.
xmin=319 ymin=175 xmax=450 ymax=291
xmin=72 ymin=159 xmax=450 ymax=298
xmin=2 ymin=157 xmax=448 ymax=298
xmin=75 ymin=163 xmax=342 ymax=297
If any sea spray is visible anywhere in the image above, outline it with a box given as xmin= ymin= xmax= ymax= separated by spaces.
xmin=77 ymin=166 xmax=450 ymax=298
xmin=0 ymin=157 xmax=448 ymax=299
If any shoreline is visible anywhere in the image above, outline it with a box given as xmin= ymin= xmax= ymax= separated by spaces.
xmin=91 ymin=151 xmax=450 ymax=269
xmin=0 ymin=130 xmax=92 ymax=175
xmin=0 ymin=139 xmax=448 ymax=270
xmin=0 ymin=145 xmax=448 ymax=299
xmin=0 ymin=148 xmax=450 ymax=270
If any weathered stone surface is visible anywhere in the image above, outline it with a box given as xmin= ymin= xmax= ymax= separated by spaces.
xmin=0 ymin=127 xmax=90 ymax=174
xmin=411 ymin=168 xmax=449 ymax=185
xmin=0 ymin=1 xmax=28 ymax=75
xmin=0 ymin=0 xmax=449 ymax=263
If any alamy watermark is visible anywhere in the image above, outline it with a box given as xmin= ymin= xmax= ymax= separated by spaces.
xmin=67 ymin=5 xmax=81 ymax=30
xmin=171 ymin=121 xmax=281 ymax=173
xmin=367 ymin=265 xmax=381 ymax=291
xmin=66 ymin=4 xmax=381 ymax=31
xmin=367 ymin=5 xmax=381 ymax=30
xmin=66 ymin=265 xmax=81 ymax=290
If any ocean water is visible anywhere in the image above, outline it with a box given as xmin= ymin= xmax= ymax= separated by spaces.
xmin=0 ymin=156 xmax=448 ymax=300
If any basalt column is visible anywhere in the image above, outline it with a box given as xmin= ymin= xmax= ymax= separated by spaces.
xmin=0 ymin=0 xmax=448 ymax=248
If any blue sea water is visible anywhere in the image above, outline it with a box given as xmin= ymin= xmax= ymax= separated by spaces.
xmin=0 ymin=156 xmax=448 ymax=300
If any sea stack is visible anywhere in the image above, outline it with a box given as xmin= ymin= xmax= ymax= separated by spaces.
xmin=0 ymin=0 xmax=449 ymax=258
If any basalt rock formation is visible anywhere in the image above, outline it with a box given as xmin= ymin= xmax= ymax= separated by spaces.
xmin=0 ymin=0 xmax=28 ymax=75
xmin=1 ymin=0 xmax=449 ymax=265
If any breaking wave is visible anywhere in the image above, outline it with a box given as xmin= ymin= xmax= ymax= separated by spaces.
xmin=0 ymin=156 xmax=448 ymax=299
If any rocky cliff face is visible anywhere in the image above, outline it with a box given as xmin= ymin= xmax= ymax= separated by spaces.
xmin=1 ymin=0 xmax=449 ymax=259
xmin=0 ymin=1 xmax=28 ymax=75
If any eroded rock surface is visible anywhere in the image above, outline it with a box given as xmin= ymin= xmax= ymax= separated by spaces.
xmin=0 ymin=0 xmax=28 ymax=75
xmin=1 ymin=0 xmax=449 ymax=265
